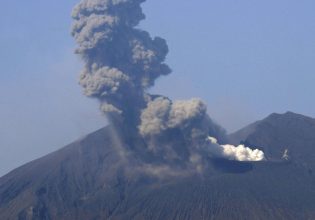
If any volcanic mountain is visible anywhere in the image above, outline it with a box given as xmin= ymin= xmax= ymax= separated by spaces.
xmin=229 ymin=111 xmax=315 ymax=170
xmin=1 ymin=112 xmax=315 ymax=220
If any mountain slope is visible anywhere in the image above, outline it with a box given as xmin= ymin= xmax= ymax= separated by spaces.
xmin=1 ymin=113 xmax=315 ymax=220
xmin=229 ymin=111 xmax=315 ymax=170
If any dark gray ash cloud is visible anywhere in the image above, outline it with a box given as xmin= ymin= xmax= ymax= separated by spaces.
xmin=72 ymin=0 xmax=264 ymax=177
xmin=72 ymin=0 xmax=170 ymax=128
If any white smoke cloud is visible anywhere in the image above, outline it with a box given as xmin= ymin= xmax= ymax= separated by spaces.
xmin=207 ymin=137 xmax=265 ymax=162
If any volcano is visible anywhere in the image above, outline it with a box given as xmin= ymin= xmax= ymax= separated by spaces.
xmin=1 ymin=112 xmax=315 ymax=220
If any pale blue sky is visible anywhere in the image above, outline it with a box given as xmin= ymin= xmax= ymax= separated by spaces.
xmin=1 ymin=0 xmax=314 ymax=176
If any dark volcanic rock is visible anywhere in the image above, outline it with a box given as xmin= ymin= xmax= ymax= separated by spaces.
xmin=1 ymin=113 xmax=315 ymax=220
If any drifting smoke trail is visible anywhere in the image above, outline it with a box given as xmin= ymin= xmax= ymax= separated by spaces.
xmin=72 ymin=0 xmax=265 ymax=176
xmin=207 ymin=137 xmax=265 ymax=162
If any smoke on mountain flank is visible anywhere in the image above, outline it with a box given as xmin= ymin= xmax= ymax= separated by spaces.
xmin=207 ymin=137 xmax=265 ymax=162
xmin=72 ymin=0 xmax=265 ymax=177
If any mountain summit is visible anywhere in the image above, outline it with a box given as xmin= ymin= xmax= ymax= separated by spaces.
xmin=1 ymin=112 xmax=315 ymax=220
xmin=229 ymin=111 xmax=315 ymax=170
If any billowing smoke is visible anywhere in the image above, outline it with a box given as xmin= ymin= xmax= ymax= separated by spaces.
xmin=207 ymin=137 xmax=265 ymax=161
xmin=72 ymin=0 xmax=171 ymax=128
xmin=139 ymin=98 xmax=214 ymax=143
xmin=72 ymin=0 xmax=265 ymax=176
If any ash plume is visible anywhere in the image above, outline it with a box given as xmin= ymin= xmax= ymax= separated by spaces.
xmin=72 ymin=0 xmax=265 ymax=176
xmin=72 ymin=0 xmax=170 ymax=128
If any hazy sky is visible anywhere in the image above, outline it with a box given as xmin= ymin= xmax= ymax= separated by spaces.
xmin=1 ymin=0 xmax=314 ymax=177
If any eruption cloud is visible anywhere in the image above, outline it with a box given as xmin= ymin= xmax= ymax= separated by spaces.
xmin=72 ymin=0 xmax=171 ymax=128
xmin=72 ymin=0 xmax=265 ymax=176
xmin=207 ymin=137 xmax=265 ymax=162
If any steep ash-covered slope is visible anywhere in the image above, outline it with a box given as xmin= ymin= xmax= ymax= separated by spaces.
xmin=1 ymin=117 xmax=315 ymax=220
xmin=0 ymin=127 xmax=125 ymax=220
